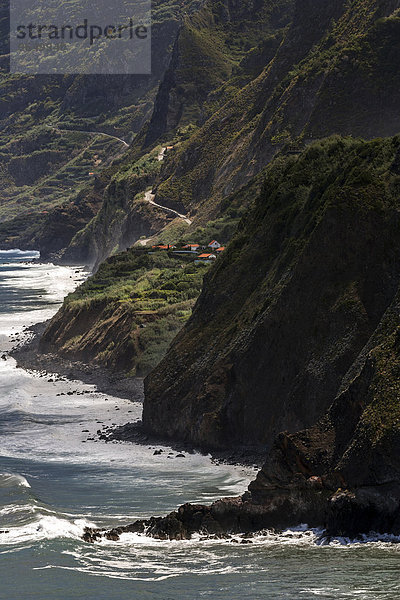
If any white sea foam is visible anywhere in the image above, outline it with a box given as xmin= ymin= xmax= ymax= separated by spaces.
xmin=0 ymin=256 xmax=257 ymax=582
xmin=109 ymin=526 xmax=400 ymax=552
xmin=0 ymin=472 xmax=31 ymax=488
xmin=0 ymin=249 xmax=40 ymax=257
xmin=0 ymin=514 xmax=96 ymax=545
xmin=5 ymin=257 xmax=400 ymax=596
xmin=0 ymin=262 xmax=88 ymax=340
xmin=0 ymin=503 xmax=36 ymax=516
xmin=33 ymin=563 xmax=180 ymax=582
xmin=112 ymin=526 xmax=324 ymax=548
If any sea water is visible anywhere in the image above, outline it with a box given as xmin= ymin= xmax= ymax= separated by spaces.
xmin=1 ymin=250 xmax=400 ymax=600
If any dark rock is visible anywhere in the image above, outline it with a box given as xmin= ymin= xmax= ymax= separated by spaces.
xmin=144 ymin=136 xmax=400 ymax=453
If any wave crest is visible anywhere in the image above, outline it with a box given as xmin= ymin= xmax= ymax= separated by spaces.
xmin=0 ymin=472 xmax=31 ymax=488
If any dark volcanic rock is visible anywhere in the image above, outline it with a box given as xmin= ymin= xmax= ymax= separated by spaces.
xmin=144 ymin=136 xmax=400 ymax=451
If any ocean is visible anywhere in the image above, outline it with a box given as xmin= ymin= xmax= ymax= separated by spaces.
xmin=1 ymin=250 xmax=400 ymax=600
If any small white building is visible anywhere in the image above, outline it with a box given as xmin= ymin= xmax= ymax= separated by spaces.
xmin=208 ymin=240 xmax=221 ymax=250
xmin=195 ymin=253 xmax=217 ymax=264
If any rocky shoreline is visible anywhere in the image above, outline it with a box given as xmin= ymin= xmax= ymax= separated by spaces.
xmin=14 ymin=321 xmax=400 ymax=544
xmin=82 ymin=428 xmax=400 ymax=544
xmin=11 ymin=324 xmax=266 ymax=469
xmin=10 ymin=321 xmax=144 ymax=402
xmin=84 ymin=393 xmax=400 ymax=544
xmin=100 ymin=420 xmax=267 ymax=469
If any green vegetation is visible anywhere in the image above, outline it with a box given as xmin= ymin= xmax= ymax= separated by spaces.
xmin=182 ymin=134 xmax=400 ymax=349
xmin=150 ymin=0 xmax=400 ymax=231
xmin=0 ymin=125 xmax=123 ymax=221
xmin=43 ymin=248 xmax=210 ymax=376
xmin=0 ymin=0 xmax=190 ymax=232
xmin=63 ymin=144 xmax=167 ymax=266
xmin=69 ymin=249 xmax=208 ymax=306
xmin=143 ymin=134 xmax=400 ymax=448
xmin=359 ymin=330 xmax=400 ymax=443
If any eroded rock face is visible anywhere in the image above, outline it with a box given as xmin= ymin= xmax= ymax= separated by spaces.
xmin=144 ymin=136 xmax=400 ymax=450
xmin=85 ymin=356 xmax=400 ymax=543
xmin=249 ymin=296 xmax=400 ymax=537
xmin=86 ymin=352 xmax=400 ymax=542
xmin=82 ymin=493 xmax=325 ymax=544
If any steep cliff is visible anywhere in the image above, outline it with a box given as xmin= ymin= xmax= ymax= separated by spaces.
xmin=59 ymin=145 xmax=175 ymax=268
xmin=144 ymin=135 xmax=400 ymax=450
xmin=81 ymin=134 xmax=400 ymax=542
xmin=144 ymin=0 xmax=294 ymax=146
xmin=61 ymin=0 xmax=294 ymax=263
xmin=0 ymin=0 xmax=187 ymax=243
xmin=246 ymin=289 xmax=400 ymax=536
xmin=87 ymin=301 xmax=400 ymax=539
xmin=149 ymin=0 xmax=400 ymax=222
xmin=69 ymin=0 xmax=400 ymax=267
xmin=0 ymin=184 xmax=104 ymax=259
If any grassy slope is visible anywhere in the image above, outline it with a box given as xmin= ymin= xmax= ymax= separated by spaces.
xmin=41 ymin=248 xmax=210 ymax=376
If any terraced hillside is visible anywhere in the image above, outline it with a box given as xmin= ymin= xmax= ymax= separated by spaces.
xmin=0 ymin=0 xmax=198 ymax=246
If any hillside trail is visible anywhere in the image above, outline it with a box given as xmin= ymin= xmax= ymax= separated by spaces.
xmin=145 ymin=147 xmax=192 ymax=225
xmin=45 ymin=124 xmax=129 ymax=147
xmin=144 ymin=190 xmax=192 ymax=225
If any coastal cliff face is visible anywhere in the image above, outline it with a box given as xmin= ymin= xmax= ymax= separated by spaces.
xmin=226 ymin=286 xmax=400 ymax=537
xmin=149 ymin=0 xmax=400 ymax=222
xmin=144 ymin=136 xmax=400 ymax=450
xmin=246 ymin=296 xmax=400 ymax=537
xmin=0 ymin=2 xmax=186 ymax=249
xmin=51 ymin=0 xmax=400 ymax=265
xmin=86 ymin=314 xmax=400 ymax=541
xmin=87 ymin=233 xmax=400 ymax=541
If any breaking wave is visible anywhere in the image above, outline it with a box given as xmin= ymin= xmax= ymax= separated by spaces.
xmin=0 ymin=514 xmax=95 ymax=546
xmin=0 ymin=472 xmax=31 ymax=488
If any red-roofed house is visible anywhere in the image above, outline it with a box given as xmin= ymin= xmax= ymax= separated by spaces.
xmin=208 ymin=240 xmax=221 ymax=250
xmin=152 ymin=244 xmax=176 ymax=250
xmin=197 ymin=253 xmax=217 ymax=260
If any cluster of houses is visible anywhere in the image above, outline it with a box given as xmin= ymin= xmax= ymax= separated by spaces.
xmin=151 ymin=240 xmax=225 ymax=263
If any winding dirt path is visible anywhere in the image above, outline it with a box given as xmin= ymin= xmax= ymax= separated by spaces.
xmin=45 ymin=124 xmax=129 ymax=147
xmin=143 ymin=147 xmax=192 ymax=225
xmin=144 ymin=190 xmax=192 ymax=225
